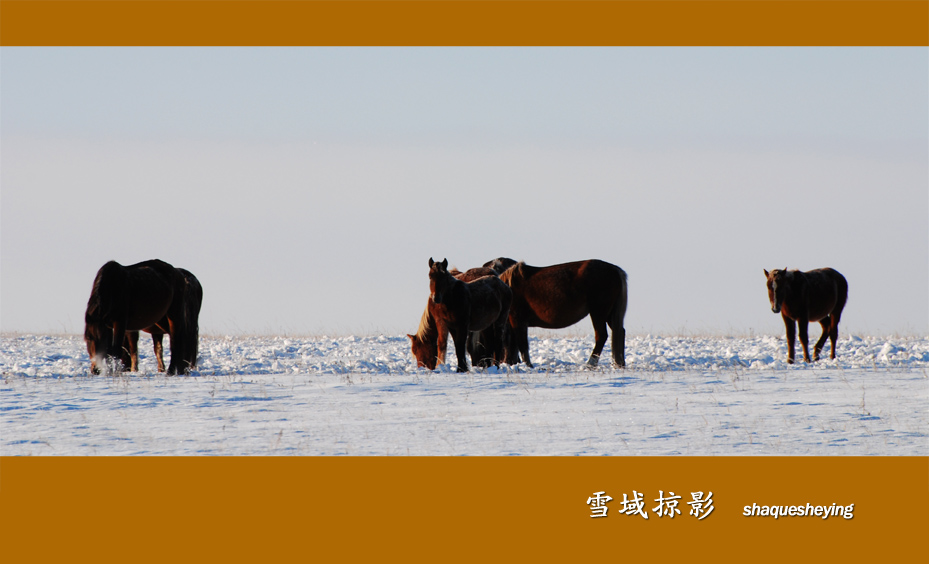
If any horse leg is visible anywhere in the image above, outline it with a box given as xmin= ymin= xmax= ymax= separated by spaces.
xmin=829 ymin=310 xmax=842 ymax=359
xmin=166 ymin=317 xmax=186 ymax=375
xmin=783 ymin=315 xmax=796 ymax=364
xmin=491 ymin=317 xmax=507 ymax=368
xmin=606 ymin=309 xmax=626 ymax=368
xmin=126 ymin=331 xmax=140 ymax=371
xmin=813 ymin=317 xmax=830 ymax=361
xmin=435 ymin=322 xmax=449 ymax=368
xmin=152 ymin=332 xmax=166 ymax=372
xmin=109 ymin=319 xmax=127 ymax=373
xmin=468 ymin=331 xmax=491 ymax=369
xmin=515 ymin=323 xmax=532 ymax=368
xmin=587 ymin=313 xmax=609 ymax=368
xmin=120 ymin=331 xmax=136 ymax=371
xmin=503 ymin=323 xmax=521 ymax=365
xmin=798 ymin=319 xmax=812 ymax=363
xmin=451 ymin=326 xmax=470 ymax=373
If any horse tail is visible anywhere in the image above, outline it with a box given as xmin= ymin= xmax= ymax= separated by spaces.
xmin=179 ymin=269 xmax=203 ymax=370
xmin=608 ymin=266 xmax=628 ymax=367
xmin=832 ymin=269 xmax=848 ymax=316
xmin=611 ymin=266 xmax=628 ymax=326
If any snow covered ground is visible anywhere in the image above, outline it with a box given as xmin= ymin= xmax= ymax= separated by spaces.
xmin=2 ymin=333 xmax=926 ymax=456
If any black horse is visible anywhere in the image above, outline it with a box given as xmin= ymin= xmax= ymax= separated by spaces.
xmin=84 ymin=260 xmax=202 ymax=375
xmin=765 ymin=268 xmax=848 ymax=363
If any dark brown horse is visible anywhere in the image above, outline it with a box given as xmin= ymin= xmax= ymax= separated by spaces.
xmin=498 ymin=259 xmax=628 ymax=368
xmin=407 ymin=259 xmax=511 ymax=372
xmin=764 ymin=268 xmax=847 ymax=364
xmin=84 ymin=260 xmax=202 ymax=375
xmin=119 ymin=268 xmax=203 ymax=372
xmin=448 ymin=266 xmax=504 ymax=365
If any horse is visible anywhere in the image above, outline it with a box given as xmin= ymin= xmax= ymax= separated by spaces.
xmin=119 ymin=268 xmax=202 ymax=372
xmin=447 ymin=266 xmax=507 ymax=366
xmin=764 ymin=268 xmax=847 ymax=364
xmin=498 ymin=259 xmax=628 ymax=369
xmin=407 ymin=259 xmax=512 ymax=372
xmin=84 ymin=260 xmax=202 ymax=375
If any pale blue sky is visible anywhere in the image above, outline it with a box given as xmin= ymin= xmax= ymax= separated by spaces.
xmin=2 ymin=48 xmax=927 ymax=335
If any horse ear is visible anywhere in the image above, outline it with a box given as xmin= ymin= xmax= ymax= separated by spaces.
xmin=428 ymin=258 xmax=434 ymax=268
xmin=407 ymin=334 xmax=415 ymax=341
xmin=441 ymin=258 xmax=448 ymax=270
xmin=764 ymin=269 xmax=769 ymax=278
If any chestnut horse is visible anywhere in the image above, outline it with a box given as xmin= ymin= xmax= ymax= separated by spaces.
xmin=120 ymin=268 xmax=203 ymax=372
xmin=407 ymin=259 xmax=511 ymax=372
xmin=84 ymin=260 xmax=202 ymax=375
xmin=497 ymin=259 xmax=628 ymax=368
xmin=764 ymin=268 xmax=847 ymax=364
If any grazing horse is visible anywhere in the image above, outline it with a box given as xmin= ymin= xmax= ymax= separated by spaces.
xmin=120 ymin=268 xmax=203 ymax=372
xmin=84 ymin=260 xmax=202 ymax=375
xmin=407 ymin=259 xmax=511 ymax=372
xmin=499 ymin=259 xmax=628 ymax=368
xmin=764 ymin=268 xmax=847 ymax=364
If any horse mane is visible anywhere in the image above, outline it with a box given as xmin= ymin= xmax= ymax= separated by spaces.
xmin=498 ymin=263 xmax=518 ymax=285
xmin=85 ymin=261 xmax=124 ymax=324
xmin=414 ymin=303 xmax=434 ymax=341
xmin=499 ymin=261 xmax=539 ymax=285
xmin=85 ymin=274 xmax=105 ymax=324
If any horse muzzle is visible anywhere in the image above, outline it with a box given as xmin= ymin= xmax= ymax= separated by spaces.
xmin=90 ymin=353 xmax=105 ymax=375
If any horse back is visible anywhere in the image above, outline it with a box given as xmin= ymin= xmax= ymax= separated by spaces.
xmin=455 ymin=267 xmax=497 ymax=283
xmin=122 ymin=260 xmax=181 ymax=329
xmin=465 ymin=275 xmax=512 ymax=331
xmin=800 ymin=268 xmax=848 ymax=319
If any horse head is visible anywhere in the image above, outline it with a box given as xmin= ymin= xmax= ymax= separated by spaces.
xmin=764 ymin=268 xmax=789 ymax=314
xmin=428 ymin=257 xmax=452 ymax=304
xmin=407 ymin=333 xmax=439 ymax=369
xmin=83 ymin=318 xmax=118 ymax=375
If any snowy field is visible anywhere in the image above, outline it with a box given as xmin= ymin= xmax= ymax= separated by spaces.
xmin=2 ymin=332 xmax=927 ymax=456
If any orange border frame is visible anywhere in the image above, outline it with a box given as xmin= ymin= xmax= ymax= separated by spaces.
xmin=1 ymin=1 xmax=927 ymax=46
xmin=2 ymin=457 xmax=928 ymax=559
